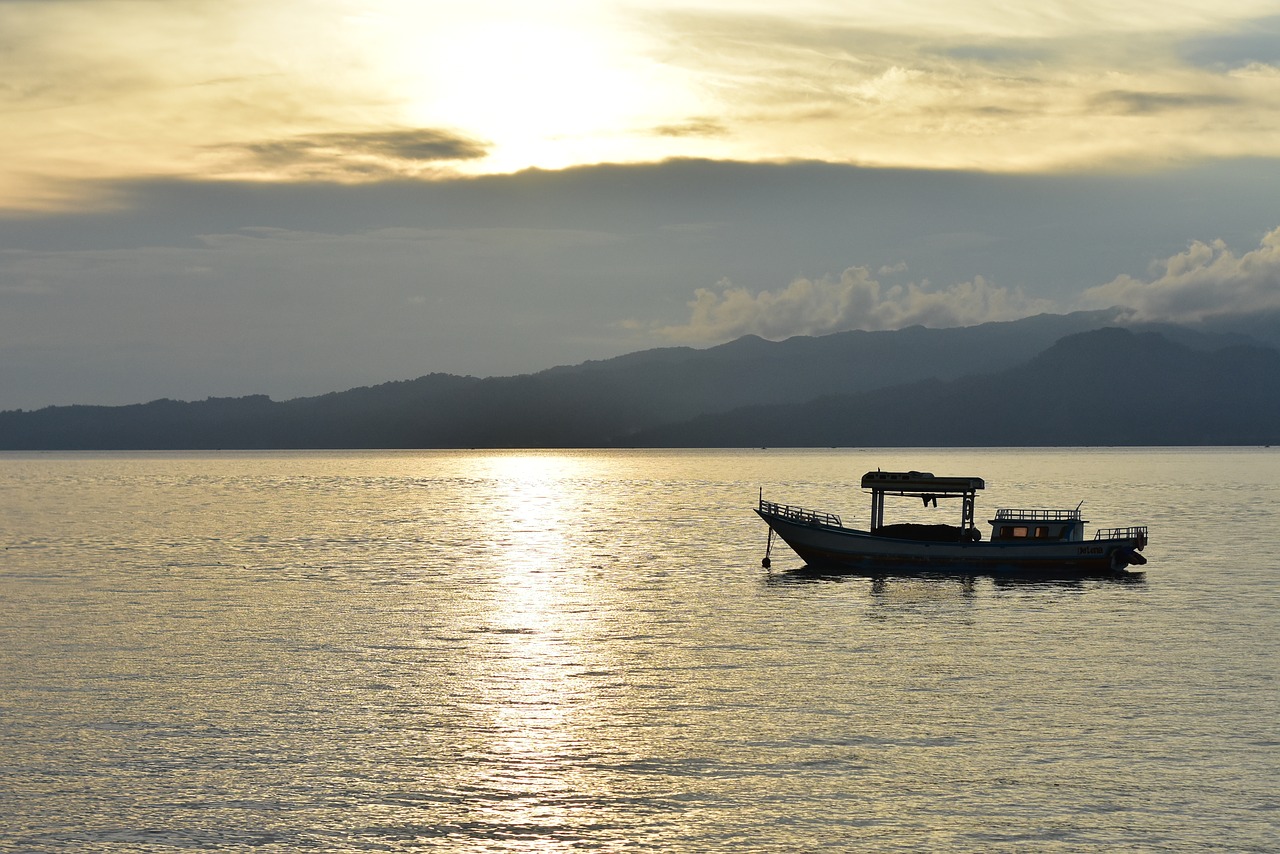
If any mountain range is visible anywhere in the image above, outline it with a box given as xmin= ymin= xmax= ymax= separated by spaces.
xmin=2 ymin=311 xmax=1277 ymax=449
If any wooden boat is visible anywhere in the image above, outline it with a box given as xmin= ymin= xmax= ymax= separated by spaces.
xmin=757 ymin=470 xmax=1149 ymax=576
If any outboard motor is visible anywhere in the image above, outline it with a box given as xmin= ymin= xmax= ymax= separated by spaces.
xmin=1111 ymin=547 xmax=1147 ymax=571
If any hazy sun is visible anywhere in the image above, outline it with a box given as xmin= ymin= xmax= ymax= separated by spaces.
xmin=365 ymin=3 xmax=696 ymax=172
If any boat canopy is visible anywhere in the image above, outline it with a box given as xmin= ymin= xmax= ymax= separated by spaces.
xmin=861 ymin=470 xmax=985 ymax=531
xmin=860 ymin=470 xmax=985 ymax=495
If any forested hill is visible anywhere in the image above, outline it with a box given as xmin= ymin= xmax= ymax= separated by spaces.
xmin=627 ymin=327 xmax=1280 ymax=447
xmin=1 ymin=316 xmax=1276 ymax=449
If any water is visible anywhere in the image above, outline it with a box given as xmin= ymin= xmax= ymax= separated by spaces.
xmin=1 ymin=448 xmax=1276 ymax=851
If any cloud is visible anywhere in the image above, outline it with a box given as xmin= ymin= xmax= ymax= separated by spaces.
xmin=652 ymin=119 xmax=727 ymax=138
xmin=1079 ymin=226 xmax=1280 ymax=322
xmin=232 ymin=128 xmax=491 ymax=179
xmin=656 ymin=267 xmax=1057 ymax=342
xmin=6 ymin=0 xmax=1280 ymax=212
xmin=644 ymin=7 xmax=1280 ymax=171
xmin=1180 ymin=14 xmax=1280 ymax=70
xmin=1089 ymin=90 xmax=1242 ymax=115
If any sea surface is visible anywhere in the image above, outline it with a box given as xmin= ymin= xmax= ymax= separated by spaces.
xmin=1 ymin=447 xmax=1277 ymax=852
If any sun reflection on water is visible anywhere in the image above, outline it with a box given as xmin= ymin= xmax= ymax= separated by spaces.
xmin=451 ymin=452 xmax=618 ymax=842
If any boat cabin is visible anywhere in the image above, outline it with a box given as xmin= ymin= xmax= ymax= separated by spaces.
xmin=988 ymin=508 xmax=1086 ymax=542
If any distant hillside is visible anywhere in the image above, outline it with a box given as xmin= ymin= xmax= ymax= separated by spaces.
xmin=540 ymin=309 xmax=1131 ymax=420
xmin=627 ymin=328 xmax=1280 ymax=447
xmin=1 ymin=313 xmax=1276 ymax=449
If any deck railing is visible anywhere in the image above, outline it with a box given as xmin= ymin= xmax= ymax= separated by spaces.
xmin=994 ymin=508 xmax=1082 ymax=522
xmin=759 ymin=498 xmax=842 ymax=528
xmin=1094 ymin=525 xmax=1148 ymax=541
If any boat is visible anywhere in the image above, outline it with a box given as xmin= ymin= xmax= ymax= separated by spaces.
xmin=756 ymin=470 xmax=1149 ymax=576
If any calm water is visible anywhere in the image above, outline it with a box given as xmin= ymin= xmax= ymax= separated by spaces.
xmin=1 ymin=448 xmax=1277 ymax=852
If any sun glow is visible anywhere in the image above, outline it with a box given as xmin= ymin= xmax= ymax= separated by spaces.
xmin=3 ymin=0 xmax=1279 ymax=211
xmin=369 ymin=4 xmax=700 ymax=173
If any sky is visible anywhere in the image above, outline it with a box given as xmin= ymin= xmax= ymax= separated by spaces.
xmin=2 ymin=0 xmax=1280 ymax=410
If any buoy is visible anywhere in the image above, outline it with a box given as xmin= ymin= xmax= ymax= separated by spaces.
xmin=762 ymin=556 xmax=771 ymax=569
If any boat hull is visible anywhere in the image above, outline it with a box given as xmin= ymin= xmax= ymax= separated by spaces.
xmin=757 ymin=509 xmax=1144 ymax=577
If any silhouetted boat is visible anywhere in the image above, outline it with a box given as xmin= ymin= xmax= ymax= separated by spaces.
xmin=757 ymin=470 xmax=1149 ymax=576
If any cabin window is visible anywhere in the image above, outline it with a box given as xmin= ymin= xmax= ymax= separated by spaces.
xmin=998 ymin=526 xmax=1011 ymax=538
xmin=1035 ymin=526 xmax=1049 ymax=539
xmin=1012 ymin=526 xmax=1029 ymax=538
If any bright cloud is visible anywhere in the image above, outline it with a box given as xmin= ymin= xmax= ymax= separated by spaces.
xmin=652 ymin=11 xmax=1280 ymax=172
xmin=660 ymin=225 xmax=1280 ymax=344
xmin=3 ymin=0 xmax=1280 ymax=210
xmin=657 ymin=268 xmax=1058 ymax=342
xmin=1079 ymin=226 xmax=1280 ymax=322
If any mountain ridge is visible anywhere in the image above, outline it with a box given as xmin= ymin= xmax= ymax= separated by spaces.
xmin=2 ymin=312 xmax=1276 ymax=449
xmin=626 ymin=328 xmax=1280 ymax=447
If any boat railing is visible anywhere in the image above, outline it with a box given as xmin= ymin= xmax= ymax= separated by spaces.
xmin=1094 ymin=525 xmax=1148 ymax=541
xmin=759 ymin=498 xmax=842 ymax=528
xmin=995 ymin=508 xmax=1082 ymax=522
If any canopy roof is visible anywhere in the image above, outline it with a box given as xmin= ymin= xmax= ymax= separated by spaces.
xmin=861 ymin=470 xmax=985 ymax=495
